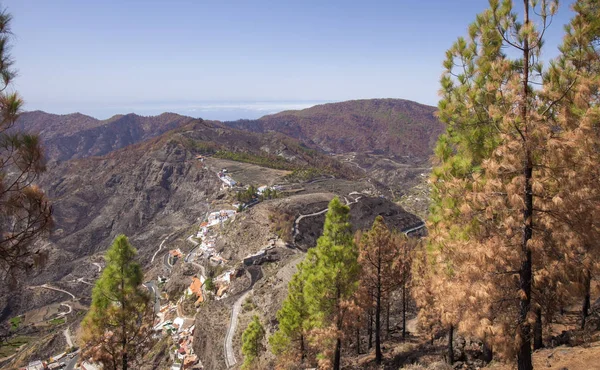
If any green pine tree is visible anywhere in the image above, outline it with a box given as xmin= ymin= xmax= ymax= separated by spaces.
xmin=80 ymin=235 xmax=155 ymax=370
xmin=241 ymin=315 xmax=265 ymax=370
xmin=269 ymin=261 xmax=310 ymax=365
xmin=304 ymin=196 xmax=359 ymax=370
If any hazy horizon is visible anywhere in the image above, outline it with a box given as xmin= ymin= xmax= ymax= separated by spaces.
xmin=4 ymin=0 xmax=577 ymax=119
xmin=25 ymin=100 xmax=336 ymax=121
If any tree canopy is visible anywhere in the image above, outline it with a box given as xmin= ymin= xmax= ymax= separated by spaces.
xmin=80 ymin=235 xmax=155 ymax=370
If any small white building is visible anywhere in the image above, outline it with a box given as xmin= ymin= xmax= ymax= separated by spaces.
xmin=26 ymin=361 xmax=44 ymax=370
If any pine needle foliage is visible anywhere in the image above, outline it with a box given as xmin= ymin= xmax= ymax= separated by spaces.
xmin=414 ymin=1 xmax=600 ymax=370
xmin=242 ymin=315 xmax=266 ymax=370
xmin=271 ymin=197 xmax=359 ymax=370
xmin=303 ymin=196 xmax=359 ymax=370
xmin=80 ymin=235 xmax=155 ymax=370
xmin=356 ymin=216 xmax=412 ymax=363
xmin=0 ymin=7 xmax=52 ymax=280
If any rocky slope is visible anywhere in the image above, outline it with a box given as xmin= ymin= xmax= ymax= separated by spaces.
xmin=0 ymin=115 xmax=363 ymax=322
xmin=13 ymin=111 xmax=197 ymax=162
xmin=191 ymin=194 xmax=424 ymax=369
xmin=1 ymin=100 xmax=443 ymax=367
xmin=0 ymin=130 xmax=221 ymax=322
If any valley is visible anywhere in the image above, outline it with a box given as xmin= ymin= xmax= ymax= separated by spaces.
xmin=0 ymin=99 xmax=438 ymax=369
xmin=2 ymin=95 xmax=597 ymax=370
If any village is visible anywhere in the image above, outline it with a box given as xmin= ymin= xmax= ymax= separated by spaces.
xmin=150 ymin=168 xmax=280 ymax=370
xmin=18 ymin=167 xmax=283 ymax=370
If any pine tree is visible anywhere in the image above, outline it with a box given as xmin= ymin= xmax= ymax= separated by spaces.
xmin=304 ymin=196 xmax=359 ymax=370
xmin=80 ymin=235 xmax=155 ymax=370
xmin=356 ymin=216 xmax=410 ymax=363
xmin=270 ymin=261 xmax=310 ymax=366
xmin=543 ymin=0 xmax=600 ymax=330
xmin=242 ymin=315 xmax=265 ymax=370
xmin=416 ymin=1 xmax=509 ymax=357
xmin=0 ymin=7 xmax=52 ymax=278
xmin=419 ymin=2 xmax=592 ymax=370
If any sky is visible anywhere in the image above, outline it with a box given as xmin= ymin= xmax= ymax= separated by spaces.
xmin=4 ymin=0 xmax=577 ymax=120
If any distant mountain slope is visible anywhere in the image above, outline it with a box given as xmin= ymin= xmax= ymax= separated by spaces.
xmin=13 ymin=111 xmax=196 ymax=162
xmin=7 ymin=118 xmax=358 ymax=292
xmin=225 ymin=99 xmax=443 ymax=162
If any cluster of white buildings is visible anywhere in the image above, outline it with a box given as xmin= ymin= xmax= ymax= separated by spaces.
xmin=152 ymin=303 xmax=202 ymax=370
xmin=191 ymin=209 xmax=237 ymax=266
xmin=217 ymin=169 xmax=236 ymax=188
xmin=196 ymin=210 xmax=236 ymax=238
xmin=257 ymin=184 xmax=283 ymax=194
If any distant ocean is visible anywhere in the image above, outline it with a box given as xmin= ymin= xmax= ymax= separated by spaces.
xmin=30 ymin=101 xmax=332 ymax=121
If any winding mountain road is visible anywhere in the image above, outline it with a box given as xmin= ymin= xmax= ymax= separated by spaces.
xmin=292 ymin=207 xmax=329 ymax=239
xmin=292 ymin=194 xmax=364 ymax=239
xmin=185 ymin=235 xmax=200 ymax=262
xmin=401 ymin=221 xmax=426 ymax=235
xmin=63 ymin=327 xmax=74 ymax=347
xmin=59 ymin=303 xmax=73 ymax=316
xmin=163 ymin=252 xmax=173 ymax=272
xmin=223 ymin=267 xmax=262 ymax=368
xmin=224 ymin=290 xmax=251 ymax=368
xmin=151 ymin=236 xmax=170 ymax=263
xmin=30 ymin=284 xmax=76 ymax=300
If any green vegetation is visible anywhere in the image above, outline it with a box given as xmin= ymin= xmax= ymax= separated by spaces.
xmin=0 ymin=336 xmax=29 ymax=357
xmin=242 ymin=297 xmax=256 ymax=312
xmin=413 ymin=1 xmax=600 ymax=370
xmin=81 ymin=235 xmax=155 ymax=369
xmin=9 ymin=316 xmax=21 ymax=330
xmin=283 ymin=167 xmax=326 ymax=182
xmin=241 ymin=315 xmax=265 ymax=370
xmin=272 ymin=197 xmax=359 ymax=369
xmin=204 ymin=277 xmax=215 ymax=293
xmin=49 ymin=317 xmax=65 ymax=326
xmin=185 ymin=139 xmax=219 ymax=154
xmin=269 ymin=261 xmax=309 ymax=360
xmin=258 ymin=187 xmax=279 ymax=201
xmin=214 ymin=150 xmax=294 ymax=170
xmin=236 ymin=185 xmax=257 ymax=203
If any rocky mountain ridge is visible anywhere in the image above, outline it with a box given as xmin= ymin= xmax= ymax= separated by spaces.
xmin=225 ymin=98 xmax=443 ymax=163
xmin=13 ymin=111 xmax=197 ymax=162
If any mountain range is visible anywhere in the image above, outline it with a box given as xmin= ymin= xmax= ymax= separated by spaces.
xmin=1 ymin=98 xmax=442 ymax=368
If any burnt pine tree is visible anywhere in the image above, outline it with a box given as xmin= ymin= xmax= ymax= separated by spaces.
xmin=81 ymin=235 xmax=155 ymax=370
xmin=356 ymin=216 xmax=408 ymax=364
xmin=543 ymin=0 xmax=600 ymax=331
xmin=421 ymin=1 xmax=596 ymax=369
xmin=0 ymin=7 xmax=52 ymax=279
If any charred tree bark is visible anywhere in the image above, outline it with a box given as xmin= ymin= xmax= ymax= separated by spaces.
xmin=447 ymin=325 xmax=454 ymax=365
xmin=333 ymin=287 xmax=342 ymax=370
xmin=582 ymin=269 xmax=591 ymax=329
xmin=333 ymin=337 xmax=342 ymax=370
xmin=402 ymin=282 xmax=407 ymax=339
xmin=300 ymin=334 xmax=305 ymax=362
xmin=517 ymin=2 xmax=533 ymax=370
xmin=375 ymin=268 xmax=382 ymax=364
xmin=483 ymin=338 xmax=493 ymax=364
xmin=356 ymin=320 xmax=361 ymax=355
xmin=368 ymin=307 xmax=373 ymax=350
xmin=533 ymin=308 xmax=543 ymax=350
xmin=386 ymin=299 xmax=390 ymax=340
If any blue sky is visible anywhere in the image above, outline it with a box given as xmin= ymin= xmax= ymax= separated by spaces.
xmin=4 ymin=0 xmax=576 ymax=120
